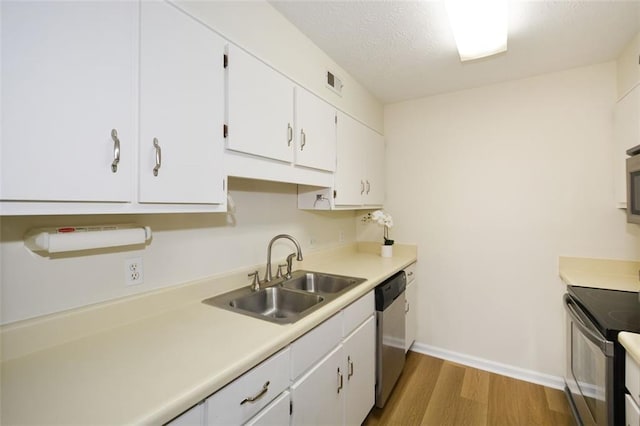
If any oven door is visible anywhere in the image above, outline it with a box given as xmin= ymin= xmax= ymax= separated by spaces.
xmin=564 ymin=295 xmax=615 ymax=426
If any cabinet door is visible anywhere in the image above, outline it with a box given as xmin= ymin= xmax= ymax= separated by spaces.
xmin=343 ymin=316 xmax=376 ymax=426
xmin=334 ymin=112 xmax=366 ymax=206
xmin=1 ymin=1 xmax=137 ymax=202
xmin=363 ymin=127 xmax=385 ymax=206
xmin=613 ymin=85 xmax=640 ymax=208
xmin=405 ymin=280 xmax=418 ymax=352
xmin=290 ymin=345 xmax=345 ymax=425
xmin=244 ymin=391 xmax=290 ymax=426
xmin=139 ymin=1 xmax=225 ymax=204
xmin=226 ymin=44 xmax=294 ymax=163
xmin=295 ymin=87 xmax=337 ymax=172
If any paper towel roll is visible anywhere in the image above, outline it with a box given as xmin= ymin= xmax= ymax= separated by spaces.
xmin=25 ymin=226 xmax=152 ymax=253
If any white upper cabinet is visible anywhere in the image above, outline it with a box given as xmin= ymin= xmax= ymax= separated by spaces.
xmin=1 ymin=1 xmax=138 ymax=202
xmin=295 ymin=87 xmax=337 ymax=172
xmin=334 ymin=112 xmax=385 ymax=207
xmin=139 ymin=1 xmax=225 ymax=204
xmin=613 ymin=84 xmax=640 ymax=208
xmin=226 ymin=44 xmax=294 ymax=163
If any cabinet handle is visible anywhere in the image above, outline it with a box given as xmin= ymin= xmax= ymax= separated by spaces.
xmin=360 ymin=180 xmax=365 ymax=195
xmin=300 ymin=129 xmax=306 ymax=151
xmin=337 ymin=367 xmax=343 ymax=393
xmin=348 ymin=356 xmax=354 ymax=379
xmin=405 ymin=300 xmax=410 ymax=314
xmin=111 ymin=129 xmax=120 ymax=173
xmin=408 ymin=271 xmax=414 ymax=277
xmin=366 ymin=180 xmax=371 ymax=194
xmin=240 ymin=381 xmax=270 ymax=405
xmin=287 ymin=123 xmax=293 ymax=146
xmin=153 ymin=138 xmax=162 ymax=177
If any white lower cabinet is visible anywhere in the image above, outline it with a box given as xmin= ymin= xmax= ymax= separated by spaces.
xmin=167 ymin=291 xmax=375 ymax=426
xmin=290 ymin=344 xmax=345 ymax=425
xmin=626 ymin=352 xmax=640 ymax=426
xmin=290 ymin=292 xmax=375 ymax=425
xmin=404 ymin=262 xmax=418 ymax=352
xmin=343 ymin=316 xmax=376 ymax=425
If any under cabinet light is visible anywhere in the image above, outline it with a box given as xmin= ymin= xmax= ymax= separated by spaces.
xmin=445 ymin=0 xmax=508 ymax=61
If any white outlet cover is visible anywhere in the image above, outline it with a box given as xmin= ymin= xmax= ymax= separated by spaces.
xmin=125 ymin=257 xmax=144 ymax=286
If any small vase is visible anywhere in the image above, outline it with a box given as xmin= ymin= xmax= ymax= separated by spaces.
xmin=381 ymin=245 xmax=393 ymax=258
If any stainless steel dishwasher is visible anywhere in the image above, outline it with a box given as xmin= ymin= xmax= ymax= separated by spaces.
xmin=374 ymin=270 xmax=407 ymax=408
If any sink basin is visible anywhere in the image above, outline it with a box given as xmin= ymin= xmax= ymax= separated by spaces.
xmin=230 ymin=287 xmax=323 ymax=319
xmin=203 ymin=270 xmax=366 ymax=324
xmin=203 ymin=286 xmax=324 ymax=324
xmin=281 ymin=270 xmax=366 ymax=294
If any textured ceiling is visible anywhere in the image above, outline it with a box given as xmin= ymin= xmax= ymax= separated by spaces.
xmin=270 ymin=1 xmax=640 ymax=104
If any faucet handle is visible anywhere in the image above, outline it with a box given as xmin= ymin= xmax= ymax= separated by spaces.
xmin=276 ymin=264 xmax=287 ymax=279
xmin=248 ymin=271 xmax=261 ymax=291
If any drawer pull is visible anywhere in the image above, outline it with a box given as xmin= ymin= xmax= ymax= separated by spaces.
xmin=240 ymin=381 xmax=270 ymax=405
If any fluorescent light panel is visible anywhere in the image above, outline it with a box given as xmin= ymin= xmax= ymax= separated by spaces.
xmin=446 ymin=0 xmax=508 ymax=61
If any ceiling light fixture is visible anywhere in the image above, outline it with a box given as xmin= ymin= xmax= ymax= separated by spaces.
xmin=445 ymin=0 xmax=508 ymax=62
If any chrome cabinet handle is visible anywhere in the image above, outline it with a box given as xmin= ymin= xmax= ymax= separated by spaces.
xmin=347 ymin=356 xmax=354 ymax=379
xmin=337 ymin=368 xmax=343 ymax=393
xmin=240 ymin=381 xmax=270 ymax=405
xmin=360 ymin=180 xmax=365 ymax=195
xmin=287 ymin=123 xmax=293 ymax=146
xmin=153 ymin=138 xmax=161 ymax=177
xmin=111 ymin=129 xmax=120 ymax=173
xmin=300 ymin=129 xmax=306 ymax=151
xmin=366 ymin=180 xmax=371 ymax=194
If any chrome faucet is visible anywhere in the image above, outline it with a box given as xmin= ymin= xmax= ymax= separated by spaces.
xmin=264 ymin=234 xmax=303 ymax=283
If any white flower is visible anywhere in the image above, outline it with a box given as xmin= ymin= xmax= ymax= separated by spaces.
xmin=370 ymin=210 xmax=393 ymax=228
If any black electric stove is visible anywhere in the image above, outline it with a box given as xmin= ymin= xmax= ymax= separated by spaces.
xmin=567 ymin=285 xmax=640 ymax=339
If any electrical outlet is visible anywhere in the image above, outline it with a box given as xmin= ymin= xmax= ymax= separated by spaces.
xmin=125 ymin=257 xmax=144 ymax=286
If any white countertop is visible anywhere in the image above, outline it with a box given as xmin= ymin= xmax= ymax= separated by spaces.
xmin=620 ymin=332 xmax=640 ymax=366
xmin=559 ymin=256 xmax=640 ymax=367
xmin=559 ymin=256 xmax=640 ymax=292
xmin=1 ymin=243 xmax=417 ymax=425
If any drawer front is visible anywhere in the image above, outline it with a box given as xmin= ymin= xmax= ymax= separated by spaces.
xmin=627 ymin=353 xmax=640 ymax=406
xmin=626 ymin=393 xmax=640 ymax=426
xmin=343 ymin=291 xmax=374 ymax=337
xmin=206 ymin=347 xmax=290 ymax=425
xmin=290 ymin=313 xmax=342 ymax=380
xmin=244 ymin=391 xmax=290 ymax=426
xmin=405 ymin=262 xmax=417 ymax=284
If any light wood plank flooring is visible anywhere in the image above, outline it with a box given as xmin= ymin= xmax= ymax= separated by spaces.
xmin=364 ymin=351 xmax=573 ymax=426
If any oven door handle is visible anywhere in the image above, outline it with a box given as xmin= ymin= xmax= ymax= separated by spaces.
xmin=564 ymin=294 xmax=614 ymax=357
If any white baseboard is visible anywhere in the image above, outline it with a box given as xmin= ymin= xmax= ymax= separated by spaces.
xmin=410 ymin=342 xmax=566 ymax=391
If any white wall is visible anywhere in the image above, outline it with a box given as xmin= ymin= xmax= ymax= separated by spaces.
xmin=381 ymin=61 xmax=640 ymax=378
xmin=174 ymin=0 xmax=384 ymax=133
xmin=0 ymin=178 xmax=357 ymax=324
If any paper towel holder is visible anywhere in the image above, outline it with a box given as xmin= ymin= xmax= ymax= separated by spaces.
xmin=24 ymin=225 xmax=152 ymax=255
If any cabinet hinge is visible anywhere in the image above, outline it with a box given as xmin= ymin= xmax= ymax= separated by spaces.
xmin=290 ymin=401 xmax=293 ymax=415
xmin=223 ymin=53 xmax=228 ymax=69
xmin=223 ymin=124 xmax=228 ymax=138
xmin=333 ymin=190 xmax=337 ymax=199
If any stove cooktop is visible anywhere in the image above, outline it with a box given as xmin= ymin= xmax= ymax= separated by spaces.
xmin=568 ymin=286 xmax=640 ymax=339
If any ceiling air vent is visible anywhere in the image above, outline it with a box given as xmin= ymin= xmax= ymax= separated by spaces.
xmin=327 ymin=70 xmax=343 ymax=96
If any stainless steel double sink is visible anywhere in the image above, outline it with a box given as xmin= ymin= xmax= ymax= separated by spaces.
xmin=203 ymin=270 xmax=366 ymax=324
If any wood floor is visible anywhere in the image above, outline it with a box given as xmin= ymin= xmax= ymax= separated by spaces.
xmin=364 ymin=351 xmax=574 ymax=426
